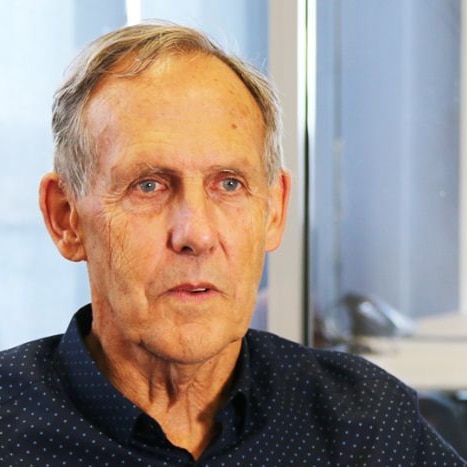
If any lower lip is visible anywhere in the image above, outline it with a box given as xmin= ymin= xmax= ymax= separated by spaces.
xmin=165 ymin=289 xmax=219 ymax=302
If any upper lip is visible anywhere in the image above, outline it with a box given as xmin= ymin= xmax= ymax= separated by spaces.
xmin=168 ymin=282 xmax=218 ymax=293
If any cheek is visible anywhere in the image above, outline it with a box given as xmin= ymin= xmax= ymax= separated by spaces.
xmin=83 ymin=211 xmax=140 ymax=287
xmin=228 ymin=207 xmax=268 ymax=276
xmin=81 ymin=212 xmax=112 ymax=267
xmin=107 ymin=216 xmax=157 ymax=281
xmin=108 ymin=215 xmax=178 ymax=300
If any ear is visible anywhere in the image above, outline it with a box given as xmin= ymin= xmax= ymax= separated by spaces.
xmin=265 ymin=169 xmax=291 ymax=252
xmin=39 ymin=173 xmax=87 ymax=262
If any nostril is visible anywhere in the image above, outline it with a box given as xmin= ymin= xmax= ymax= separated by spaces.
xmin=169 ymin=208 xmax=216 ymax=255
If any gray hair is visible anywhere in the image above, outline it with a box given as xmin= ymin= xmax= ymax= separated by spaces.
xmin=52 ymin=21 xmax=284 ymax=198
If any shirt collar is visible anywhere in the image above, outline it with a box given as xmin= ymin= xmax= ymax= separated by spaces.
xmin=53 ymin=304 xmax=254 ymax=446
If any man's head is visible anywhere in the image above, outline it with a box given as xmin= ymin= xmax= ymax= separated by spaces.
xmin=52 ymin=21 xmax=284 ymax=199
xmin=40 ymin=22 xmax=290 ymax=365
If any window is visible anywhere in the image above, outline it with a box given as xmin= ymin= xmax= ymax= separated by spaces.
xmin=311 ymin=0 xmax=462 ymax=344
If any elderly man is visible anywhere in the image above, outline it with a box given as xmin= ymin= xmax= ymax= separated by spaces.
xmin=0 ymin=22 xmax=465 ymax=466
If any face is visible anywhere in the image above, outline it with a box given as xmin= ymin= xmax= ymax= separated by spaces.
xmin=67 ymin=54 xmax=288 ymax=364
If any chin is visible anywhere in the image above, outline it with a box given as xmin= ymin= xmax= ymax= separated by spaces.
xmin=141 ymin=327 xmax=243 ymax=365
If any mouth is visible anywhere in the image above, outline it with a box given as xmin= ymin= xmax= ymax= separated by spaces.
xmin=166 ymin=283 xmax=218 ymax=298
xmin=188 ymin=287 xmax=209 ymax=293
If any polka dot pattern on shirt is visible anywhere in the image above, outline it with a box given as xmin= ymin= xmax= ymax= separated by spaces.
xmin=1 ymin=304 xmax=465 ymax=466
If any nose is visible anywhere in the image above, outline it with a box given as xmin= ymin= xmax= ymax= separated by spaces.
xmin=168 ymin=184 xmax=217 ymax=256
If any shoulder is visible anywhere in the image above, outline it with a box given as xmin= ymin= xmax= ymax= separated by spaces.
xmin=246 ymin=328 xmax=394 ymax=378
xmin=0 ymin=335 xmax=62 ymax=405
xmin=245 ymin=329 xmax=415 ymax=401
xmin=245 ymin=330 xmax=423 ymax=444
xmin=243 ymin=331 xmax=467 ymax=464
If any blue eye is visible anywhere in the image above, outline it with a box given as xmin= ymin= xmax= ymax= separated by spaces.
xmin=222 ymin=178 xmax=241 ymax=192
xmin=138 ymin=180 xmax=159 ymax=193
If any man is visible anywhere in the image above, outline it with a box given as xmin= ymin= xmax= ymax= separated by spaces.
xmin=0 ymin=22 xmax=464 ymax=466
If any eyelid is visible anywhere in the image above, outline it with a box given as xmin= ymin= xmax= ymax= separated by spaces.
xmin=222 ymin=176 xmax=242 ymax=187
xmin=215 ymin=171 xmax=249 ymax=195
xmin=218 ymin=169 xmax=246 ymax=182
xmin=138 ymin=179 xmax=161 ymax=191
xmin=131 ymin=173 xmax=168 ymax=194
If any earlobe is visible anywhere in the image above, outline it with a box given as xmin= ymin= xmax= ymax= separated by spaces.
xmin=265 ymin=170 xmax=291 ymax=252
xmin=39 ymin=173 xmax=86 ymax=262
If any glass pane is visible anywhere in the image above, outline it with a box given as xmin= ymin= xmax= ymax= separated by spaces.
xmin=311 ymin=0 xmax=461 ymax=343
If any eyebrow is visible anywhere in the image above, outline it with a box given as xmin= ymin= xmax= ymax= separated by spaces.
xmin=110 ymin=161 xmax=254 ymax=184
xmin=109 ymin=163 xmax=170 ymax=190
xmin=106 ymin=148 xmax=270 ymax=196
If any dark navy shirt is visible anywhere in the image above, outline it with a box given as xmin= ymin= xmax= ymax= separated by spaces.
xmin=0 ymin=305 xmax=465 ymax=466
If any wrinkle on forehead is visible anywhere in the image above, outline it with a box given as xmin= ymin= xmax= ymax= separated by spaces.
xmin=85 ymin=53 xmax=264 ymax=139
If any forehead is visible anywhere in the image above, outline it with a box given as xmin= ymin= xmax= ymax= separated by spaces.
xmin=83 ymin=53 xmax=266 ymax=177
xmin=85 ymin=53 xmax=264 ymax=133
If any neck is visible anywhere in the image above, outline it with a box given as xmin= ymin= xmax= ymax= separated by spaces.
xmin=85 ymin=330 xmax=242 ymax=459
